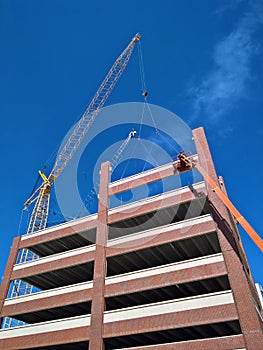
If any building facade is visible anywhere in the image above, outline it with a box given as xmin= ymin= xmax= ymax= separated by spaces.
xmin=0 ymin=127 xmax=262 ymax=349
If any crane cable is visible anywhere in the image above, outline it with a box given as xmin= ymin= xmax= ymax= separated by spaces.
xmin=137 ymin=41 xmax=180 ymax=161
xmin=137 ymin=42 xmax=159 ymax=172
xmin=137 ymin=42 xmax=172 ymax=171
xmin=138 ymin=40 xmax=147 ymax=94
xmin=78 ymin=42 xmax=149 ymax=215
xmin=137 ymin=41 xmax=148 ymax=140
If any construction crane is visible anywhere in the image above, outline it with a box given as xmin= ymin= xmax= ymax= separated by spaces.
xmin=24 ymin=33 xmax=140 ymax=233
xmin=177 ymin=152 xmax=263 ymax=252
xmin=111 ymin=130 xmax=137 ymax=168
xmin=4 ymin=34 xmax=141 ymax=327
xmin=78 ymin=129 xmax=137 ymax=217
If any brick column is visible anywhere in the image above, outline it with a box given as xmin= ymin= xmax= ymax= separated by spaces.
xmin=0 ymin=236 xmax=21 ymax=327
xmin=89 ymin=162 xmax=110 ymax=350
xmin=218 ymin=175 xmax=262 ymax=309
xmin=193 ymin=127 xmax=263 ymax=349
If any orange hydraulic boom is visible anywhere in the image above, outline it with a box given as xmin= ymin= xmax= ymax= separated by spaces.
xmin=177 ymin=152 xmax=263 ymax=252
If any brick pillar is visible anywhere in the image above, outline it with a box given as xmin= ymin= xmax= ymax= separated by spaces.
xmin=0 ymin=236 xmax=21 ymax=327
xmin=89 ymin=161 xmax=110 ymax=350
xmin=193 ymin=127 xmax=263 ymax=349
xmin=218 ymin=175 xmax=262 ymax=309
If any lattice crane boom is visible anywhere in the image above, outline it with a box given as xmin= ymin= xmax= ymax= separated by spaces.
xmin=50 ymin=34 xmax=140 ymax=182
xmin=78 ymin=129 xmax=137 ymax=217
xmin=24 ymin=33 xmax=140 ymax=234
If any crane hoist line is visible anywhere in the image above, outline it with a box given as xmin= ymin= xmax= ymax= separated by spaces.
xmin=24 ymin=33 xmax=141 ymax=234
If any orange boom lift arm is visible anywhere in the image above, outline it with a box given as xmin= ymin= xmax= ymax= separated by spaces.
xmin=177 ymin=152 xmax=263 ymax=252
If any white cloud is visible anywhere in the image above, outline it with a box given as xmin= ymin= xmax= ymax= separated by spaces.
xmin=213 ymin=0 xmax=244 ymax=16
xmin=190 ymin=2 xmax=263 ymax=122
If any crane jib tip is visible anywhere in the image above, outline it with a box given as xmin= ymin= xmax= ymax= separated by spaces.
xmin=132 ymin=33 xmax=141 ymax=42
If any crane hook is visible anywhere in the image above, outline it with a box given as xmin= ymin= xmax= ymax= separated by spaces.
xmin=142 ymin=90 xmax=148 ymax=99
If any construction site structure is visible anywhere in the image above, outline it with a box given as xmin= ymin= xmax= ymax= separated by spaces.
xmin=0 ymin=127 xmax=262 ymax=349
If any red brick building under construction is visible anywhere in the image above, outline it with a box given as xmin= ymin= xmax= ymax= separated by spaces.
xmin=0 ymin=127 xmax=262 ymax=349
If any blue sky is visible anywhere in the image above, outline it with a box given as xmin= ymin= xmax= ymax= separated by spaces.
xmin=0 ymin=0 xmax=262 ymax=286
